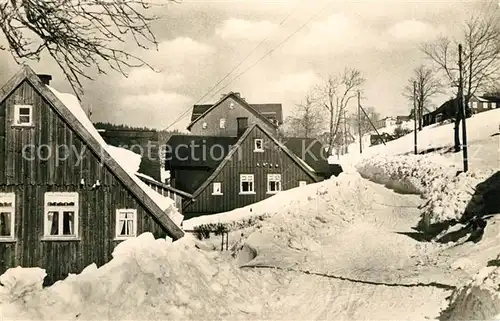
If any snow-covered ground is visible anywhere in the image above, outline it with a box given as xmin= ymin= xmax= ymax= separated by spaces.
xmin=1 ymin=105 xmax=500 ymax=319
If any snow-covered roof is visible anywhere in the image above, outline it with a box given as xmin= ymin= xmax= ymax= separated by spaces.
xmin=0 ymin=65 xmax=184 ymax=239
xmin=46 ymin=86 xmax=183 ymax=227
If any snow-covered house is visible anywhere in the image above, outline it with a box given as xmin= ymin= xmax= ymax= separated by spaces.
xmin=97 ymin=128 xmax=193 ymax=211
xmin=0 ymin=65 xmax=183 ymax=284
xmin=166 ymin=123 xmax=327 ymax=220
xmin=374 ymin=117 xmax=397 ymax=130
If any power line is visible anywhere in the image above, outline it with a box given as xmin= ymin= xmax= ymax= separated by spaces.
xmin=202 ymin=1 xmax=333 ymax=104
xmin=164 ymin=1 xmax=304 ymax=131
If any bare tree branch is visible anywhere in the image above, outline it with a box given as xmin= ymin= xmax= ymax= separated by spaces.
xmin=403 ymin=65 xmax=444 ymax=130
xmin=0 ymin=0 xmax=175 ymax=100
xmin=420 ymin=1 xmax=500 ymax=150
xmin=313 ymin=68 xmax=365 ymax=154
xmin=283 ymin=93 xmax=325 ymax=138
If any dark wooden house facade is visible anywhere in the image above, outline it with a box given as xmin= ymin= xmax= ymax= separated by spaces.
xmin=166 ymin=123 xmax=321 ymax=219
xmin=0 ymin=65 xmax=183 ymax=285
xmin=187 ymin=92 xmax=281 ymax=136
xmin=422 ymin=94 xmax=500 ymax=127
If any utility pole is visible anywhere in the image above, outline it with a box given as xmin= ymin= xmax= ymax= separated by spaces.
xmin=358 ymin=91 xmax=362 ymax=154
xmin=343 ymin=107 xmax=348 ymax=155
xmin=413 ymin=81 xmax=418 ymax=155
xmin=458 ymin=44 xmax=469 ymax=172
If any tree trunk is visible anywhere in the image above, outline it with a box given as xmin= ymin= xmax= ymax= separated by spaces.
xmin=454 ymin=117 xmax=461 ymax=152
xmin=328 ymin=108 xmax=334 ymax=155
xmin=418 ymin=97 xmax=423 ymax=131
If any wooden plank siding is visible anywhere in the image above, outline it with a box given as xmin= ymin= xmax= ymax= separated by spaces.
xmin=0 ymin=80 xmax=168 ymax=285
xmin=189 ymin=95 xmax=276 ymax=136
xmin=184 ymin=125 xmax=315 ymax=218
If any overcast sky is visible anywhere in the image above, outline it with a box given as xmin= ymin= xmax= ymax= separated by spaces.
xmin=0 ymin=0 xmax=486 ymax=131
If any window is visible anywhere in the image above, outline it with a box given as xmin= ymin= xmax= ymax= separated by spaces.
xmin=240 ymin=174 xmax=255 ymax=194
xmin=229 ymin=102 xmax=235 ymax=109
xmin=267 ymin=174 xmax=281 ymax=194
xmin=254 ymin=139 xmax=264 ymax=152
xmin=299 ymin=181 xmax=307 ymax=187
xmin=115 ymin=209 xmax=137 ymax=239
xmin=202 ymin=122 xmax=207 ymax=129
xmin=219 ymin=118 xmax=226 ymax=129
xmin=472 ymin=101 xmax=478 ymax=109
xmin=44 ymin=192 xmax=78 ymax=239
xmin=0 ymin=193 xmax=15 ymax=240
xmin=212 ymin=182 xmax=223 ymax=195
xmin=14 ymin=105 xmax=33 ymax=126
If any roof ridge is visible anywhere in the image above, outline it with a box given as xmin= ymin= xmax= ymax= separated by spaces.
xmin=0 ymin=65 xmax=184 ymax=240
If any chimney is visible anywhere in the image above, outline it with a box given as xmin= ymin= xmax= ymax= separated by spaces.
xmin=234 ymin=92 xmax=241 ymax=98
xmin=37 ymin=74 xmax=52 ymax=85
xmin=237 ymin=117 xmax=248 ymax=137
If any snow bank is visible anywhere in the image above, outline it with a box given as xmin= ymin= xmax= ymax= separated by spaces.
xmin=357 ymin=154 xmax=490 ymax=229
xmin=0 ymin=267 xmax=46 ymax=301
xmin=47 ymin=86 xmax=183 ymax=227
xmin=442 ymin=266 xmax=500 ymax=320
xmin=184 ymin=173 xmax=364 ymax=231
xmin=0 ymin=233 xmax=272 ymax=320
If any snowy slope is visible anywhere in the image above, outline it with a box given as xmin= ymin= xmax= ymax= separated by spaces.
xmin=336 ymin=109 xmax=500 ymax=165
xmin=47 ymin=86 xmax=183 ymax=227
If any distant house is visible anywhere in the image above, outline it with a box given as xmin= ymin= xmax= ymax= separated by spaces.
xmin=374 ymin=117 xmax=397 ymax=129
xmin=166 ymin=122 xmax=338 ymax=219
xmin=396 ymin=115 xmax=411 ymax=124
xmin=0 ymin=65 xmax=183 ymax=285
xmin=187 ymin=92 xmax=282 ymax=136
xmin=468 ymin=95 xmax=500 ymax=114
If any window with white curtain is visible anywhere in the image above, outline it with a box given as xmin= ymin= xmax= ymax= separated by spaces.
xmin=116 ymin=209 xmax=137 ymax=239
xmin=267 ymin=174 xmax=281 ymax=194
xmin=240 ymin=174 xmax=255 ymax=194
xmin=44 ymin=192 xmax=78 ymax=239
xmin=0 ymin=193 xmax=15 ymax=240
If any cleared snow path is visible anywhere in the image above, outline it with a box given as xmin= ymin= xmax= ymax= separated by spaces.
xmin=236 ymin=177 xmax=464 ymax=320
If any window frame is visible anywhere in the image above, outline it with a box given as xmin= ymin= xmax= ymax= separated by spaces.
xmin=13 ymin=104 xmax=33 ymax=127
xmin=239 ymin=174 xmax=255 ymax=195
xmin=219 ymin=118 xmax=226 ymax=129
xmin=212 ymin=182 xmax=223 ymax=195
xmin=267 ymin=174 xmax=282 ymax=194
xmin=254 ymin=139 xmax=264 ymax=152
xmin=115 ymin=209 xmax=137 ymax=240
xmin=202 ymin=122 xmax=208 ymax=129
xmin=43 ymin=192 xmax=79 ymax=240
xmin=0 ymin=193 xmax=15 ymax=241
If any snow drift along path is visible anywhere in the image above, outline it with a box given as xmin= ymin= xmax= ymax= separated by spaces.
xmin=228 ymin=173 xmax=464 ymax=320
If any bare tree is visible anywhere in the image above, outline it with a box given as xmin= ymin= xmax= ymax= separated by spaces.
xmin=315 ymin=68 xmax=365 ymax=154
xmin=348 ymin=106 xmax=380 ymax=137
xmin=421 ymin=2 xmax=500 ymax=151
xmin=403 ymin=65 xmax=443 ymax=130
xmin=283 ymin=94 xmax=324 ymax=138
xmin=0 ymin=0 xmax=173 ymax=99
